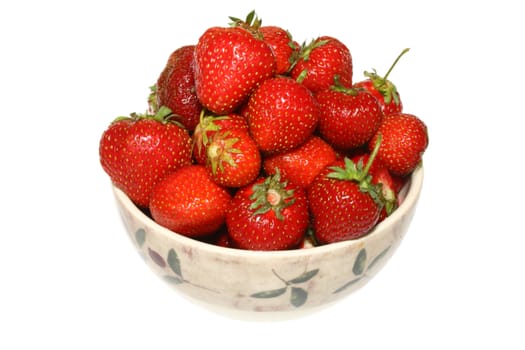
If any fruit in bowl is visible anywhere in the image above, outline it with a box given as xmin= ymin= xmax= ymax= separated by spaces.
xmin=99 ymin=10 xmax=428 ymax=312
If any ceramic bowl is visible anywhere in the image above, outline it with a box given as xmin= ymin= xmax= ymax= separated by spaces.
xmin=113 ymin=166 xmax=423 ymax=313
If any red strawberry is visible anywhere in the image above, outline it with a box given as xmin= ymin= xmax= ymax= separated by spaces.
xmin=259 ymin=25 xmax=299 ymax=75
xmin=206 ymin=129 xmax=261 ymax=188
xmin=99 ymin=107 xmax=192 ymax=207
xmin=244 ymin=76 xmax=319 ymax=154
xmin=149 ymin=165 xmax=232 ymax=237
xmin=290 ymin=36 xmax=352 ymax=93
xmin=352 ymin=153 xmax=397 ymax=220
xmin=369 ymin=112 xmax=428 ymax=176
xmin=307 ymin=140 xmax=384 ymax=244
xmin=316 ymin=83 xmax=382 ymax=151
xmin=263 ymin=135 xmax=337 ymax=188
xmin=226 ymin=171 xmax=309 ymax=250
xmin=353 ymin=48 xmax=409 ymax=116
xmin=192 ymin=111 xmax=249 ymax=164
xmin=153 ymin=45 xmax=202 ymax=132
xmin=194 ymin=13 xmax=276 ymax=114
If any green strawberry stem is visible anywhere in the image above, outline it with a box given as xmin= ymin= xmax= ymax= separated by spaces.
xmin=383 ymin=48 xmax=410 ymax=81
xmin=362 ymin=133 xmax=382 ymax=177
xmin=364 ymin=48 xmax=410 ymax=105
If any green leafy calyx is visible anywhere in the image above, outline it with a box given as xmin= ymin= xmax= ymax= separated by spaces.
xmin=207 ymin=131 xmax=241 ymax=175
xmin=249 ymin=169 xmax=296 ymax=220
xmin=229 ymin=10 xmax=263 ymax=39
xmin=327 ymin=135 xmax=384 ymax=206
xmin=112 ymin=105 xmax=184 ymax=128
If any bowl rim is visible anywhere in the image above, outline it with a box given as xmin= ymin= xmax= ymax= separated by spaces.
xmin=113 ymin=165 xmax=423 ymax=260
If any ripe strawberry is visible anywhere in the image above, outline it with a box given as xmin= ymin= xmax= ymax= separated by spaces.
xmin=352 ymin=153 xmax=397 ymax=220
xmin=192 ymin=111 xmax=249 ymax=164
xmin=290 ymin=36 xmax=352 ymax=93
xmin=308 ymin=140 xmax=384 ymax=244
xmin=259 ymin=25 xmax=299 ymax=75
xmin=353 ymin=48 xmax=410 ymax=116
xmin=153 ymin=45 xmax=202 ymax=132
xmin=226 ymin=171 xmax=309 ymax=250
xmin=244 ymin=76 xmax=319 ymax=154
xmin=369 ymin=112 xmax=428 ymax=176
xmin=263 ymin=136 xmax=337 ymax=188
xmin=149 ymin=165 xmax=232 ymax=237
xmin=193 ymin=13 xmax=276 ymax=114
xmin=316 ymin=82 xmax=382 ymax=151
xmin=206 ymin=129 xmax=261 ymax=188
xmin=99 ymin=107 xmax=192 ymax=207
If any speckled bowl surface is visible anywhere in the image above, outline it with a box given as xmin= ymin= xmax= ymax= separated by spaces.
xmin=113 ymin=166 xmax=423 ymax=313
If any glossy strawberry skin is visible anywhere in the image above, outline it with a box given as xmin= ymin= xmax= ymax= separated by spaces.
xmin=194 ymin=26 xmax=276 ymax=114
xmin=316 ymin=87 xmax=382 ymax=151
xmin=155 ymin=45 xmax=202 ymax=132
xmin=369 ymin=113 xmax=428 ymax=176
xmin=259 ymin=26 xmax=298 ymax=74
xmin=226 ymin=177 xmax=309 ymax=251
xmin=291 ymin=36 xmax=352 ymax=93
xmin=206 ymin=129 xmax=261 ymax=188
xmin=149 ymin=165 xmax=232 ymax=237
xmin=263 ymin=136 xmax=336 ymax=188
xmin=307 ymin=160 xmax=381 ymax=244
xmin=244 ymin=76 xmax=319 ymax=154
xmin=354 ymin=79 xmax=403 ymax=117
xmin=99 ymin=118 xmax=192 ymax=208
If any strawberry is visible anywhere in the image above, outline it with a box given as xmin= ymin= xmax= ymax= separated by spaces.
xmin=308 ymin=139 xmax=384 ymax=244
xmin=369 ymin=112 xmax=428 ymax=176
xmin=352 ymin=153 xmax=397 ymax=221
xmin=99 ymin=106 xmax=192 ymax=207
xmin=316 ymin=82 xmax=382 ymax=151
xmin=290 ymin=36 xmax=352 ymax=93
xmin=226 ymin=171 xmax=309 ymax=250
xmin=206 ymin=129 xmax=261 ymax=188
xmin=263 ymin=136 xmax=337 ymax=188
xmin=259 ymin=25 xmax=299 ymax=75
xmin=149 ymin=164 xmax=232 ymax=237
xmin=353 ymin=48 xmax=410 ymax=116
xmin=153 ymin=45 xmax=202 ymax=132
xmin=244 ymin=76 xmax=319 ymax=154
xmin=192 ymin=111 xmax=249 ymax=164
xmin=193 ymin=12 xmax=276 ymax=114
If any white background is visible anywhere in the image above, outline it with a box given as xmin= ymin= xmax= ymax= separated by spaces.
xmin=1 ymin=0 xmax=524 ymax=348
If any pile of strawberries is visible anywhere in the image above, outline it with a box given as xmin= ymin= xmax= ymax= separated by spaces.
xmin=99 ymin=11 xmax=428 ymax=251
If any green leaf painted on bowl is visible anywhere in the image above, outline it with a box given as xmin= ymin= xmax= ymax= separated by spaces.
xmin=167 ymin=249 xmax=182 ymax=278
xmin=290 ymin=287 xmax=308 ymax=307
xmin=367 ymin=245 xmax=391 ymax=271
xmin=333 ymin=246 xmax=393 ymax=294
xmin=250 ymin=268 xmax=317 ymax=307
xmin=288 ymin=269 xmax=319 ymax=284
xmin=353 ymin=248 xmax=367 ymax=275
xmin=135 ymin=228 xmax=146 ymax=247
xmin=164 ymin=275 xmax=184 ymax=285
xmin=251 ymin=287 xmax=287 ymax=299
xmin=333 ymin=276 xmax=363 ymax=294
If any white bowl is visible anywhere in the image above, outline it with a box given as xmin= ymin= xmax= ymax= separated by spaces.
xmin=113 ymin=166 xmax=423 ymax=313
